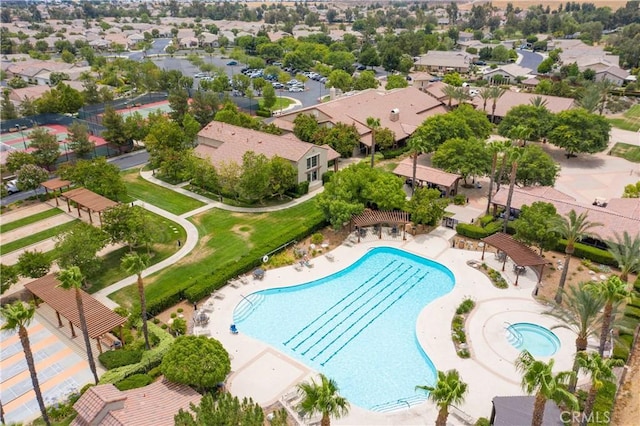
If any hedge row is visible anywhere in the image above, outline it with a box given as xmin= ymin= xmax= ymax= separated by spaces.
xmin=554 ymin=240 xmax=617 ymax=266
xmin=99 ymin=323 xmax=173 ymax=384
xmin=455 ymin=221 xmax=502 ymax=239
xmin=115 ymin=374 xmax=153 ymax=391
xmin=182 ymin=216 xmax=328 ymax=304
xmin=98 ymin=349 xmax=143 ymax=370
xmin=613 ymin=276 xmax=640 ymax=362
xmin=381 ymin=146 xmax=410 ymax=159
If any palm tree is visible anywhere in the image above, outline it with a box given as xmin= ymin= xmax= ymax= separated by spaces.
xmin=486 ymin=140 xmax=511 ymax=214
xmin=529 ymin=96 xmax=549 ymax=108
xmin=366 ymin=116 xmax=380 ymax=168
xmin=416 ymin=369 xmax=468 ymax=426
xmin=58 ymin=266 xmax=99 ymax=384
xmin=0 ymin=301 xmax=51 ymax=426
xmin=122 ymin=252 xmax=151 ymax=350
xmin=296 ymin=374 xmax=349 ymax=426
xmin=502 ymin=146 xmax=522 ymax=233
xmin=508 ymin=124 xmax=533 ymax=147
xmin=453 ymin=86 xmax=471 ymax=105
xmin=586 ymin=275 xmax=630 ymax=356
xmin=551 ymin=211 xmax=602 ymax=304
xmin=442 ymin=84 xmax=458 ymax=108
xmin=407 ymin=135 xmax=429 ymax=193
xmin=576 ymin=352 xmax=623 ymax=426
xmin=489 ymin=86 xmax=507 ymax=123
xmin=607 ymin=231 xmax=640 ymax=282
xmin=544 ymin=283 xmax=604 ymax=392
xmin=597 ymin=79 xmax=616 ymax=116
xmin=515 ymin=350 xmax=578 ymax=426
xmin=478 ymin=86 xmax=493 ymax=114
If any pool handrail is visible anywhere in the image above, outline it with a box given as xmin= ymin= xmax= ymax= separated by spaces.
xmin=504 ymin=321 xmax=524 ymax=346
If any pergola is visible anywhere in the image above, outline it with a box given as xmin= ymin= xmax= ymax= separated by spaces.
xmin=59 ymin=187 xmax=118 ymax=225
xmin=24 ymin=274 xmax=126 ymax=354
xmin=481 ymin=233 xmax=551 ymax=286
xmin=40 ymin=178 xmax=71 ymax=207
xmin=393 ymin=159 xmax=461 ymax=197
xmin=350 ymin=210 xmax=411 ymax=242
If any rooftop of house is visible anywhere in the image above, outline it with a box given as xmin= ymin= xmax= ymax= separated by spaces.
xmin=484 ymin=63 xmax=534 ymax=78
xmin=415 ymin=50 xmax=474 ymax=68
xmin=471 ymin=90 xmax=574 ymax=117
xmin=196 ymin=121 xmax=326 ymax=165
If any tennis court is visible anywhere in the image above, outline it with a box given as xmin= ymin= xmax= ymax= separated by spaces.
xmin=1 ymin=124 xmax=107 ymax=154
xmin=114 ymin=100 xmax=173 ymax=119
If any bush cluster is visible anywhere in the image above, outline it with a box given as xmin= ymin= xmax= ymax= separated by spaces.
xmin=452 ymin=298 xmax=476 ymax=359
xmin=456 ymin=221 xmax=502 ymax=239
xmin=381 ymin=145 xmax=410 ymax=159
xmin=614 ymin=276 xmax=640 ymax=361
xmin=99 ymin=349 xmax=143 ymax=370
xmin=555 ymin=239 xmax=616 ymax=266
xmin=455 ymin=298 xmax=476 ymax=315
xmin=115 ymin=373 xmax=153 ymax=391
xmin=487 ymin=269 xmax=509 ymax=289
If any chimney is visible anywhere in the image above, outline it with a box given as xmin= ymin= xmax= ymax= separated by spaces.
xmin=390 ymin=108 xmax=400 ymax=122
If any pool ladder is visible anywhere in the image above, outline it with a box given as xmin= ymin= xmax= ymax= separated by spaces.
xmin=504 ymin=322 xmax=523 ymax=346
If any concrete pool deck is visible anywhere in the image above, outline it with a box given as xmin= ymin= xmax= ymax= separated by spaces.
xmin=194 ymin=228 xmax=582 ymax=425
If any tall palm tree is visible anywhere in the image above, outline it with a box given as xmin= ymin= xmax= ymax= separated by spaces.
xmin=515 ymin=350 xmax=578 ymax=426
xmin=607 ymin=231 xmax=640 ymax=282
xmin=502 ymin=146 xmax=522 ymax=233
xmin=551 ymin=211 xmax=602 ymax=304
xmin=478 ymin=86 xmax=493 ymax=114
xmin=489 ymin=86 xmax=507 ymax=123
xmin=597 ymin=79 xmax=616 ymax=116
xmin=486 ymin=140 xmax=511 ymax=214
xmin=576 ymin=352 xmax=623 ymax=426
xmin=442 ymin=84 xmax=458 ymax=108
xmin=121 ymin=252 xmax=151 ymax=350
xmin=0 ymin=301 xmax=51 ymax=426
xmin=586 ymin=275 xmax=630 ymax=356
xmin=544 ymin=283 xmax=604 ymax=392
xmin=407 ymin=135 xmax=429 ymax=193
xmin=416 ymin=369 xmax=468 ymax=426
xmin=58 ymin=266 xmax=99 ymax=384
xmin=453 ymin=86 xmax=471 ymax=105
xmin=296 ymin=374 xmax=350 ymax=426
xmin=366 ymin=116 xmax=380 ymax=168
xmin=508 ymin=124 xmax=533 ymax=147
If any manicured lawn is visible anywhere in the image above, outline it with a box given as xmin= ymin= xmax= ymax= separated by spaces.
xmin=0 ymin=208 xmax=64 ymax=234
xmin=260 ymin=96 xmax=294 ymax=111
xmin=1 ymin=220 xmax=79 ymax=254
xmin=109 ymin=200 xmax=324 ymax=308
xmin=122 ymin=170 xmax=205 ymax=215
xmin=609 ymin=142 xmax=640 ymax=163
xmin=86 ymin=211 xmax=187 ymax=294
xmin=608 ymin=105 xmax=640 ymax=132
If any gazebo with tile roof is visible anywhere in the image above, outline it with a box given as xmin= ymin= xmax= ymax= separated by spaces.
xmin=24 ymin=274 xmax=126 ymax=354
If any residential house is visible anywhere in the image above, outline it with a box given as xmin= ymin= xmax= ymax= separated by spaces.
xmin=483 ymin=63 xmax=533 ymax=84
xmin=471 ymin=91 xmax=575 ymax=122
xmin=35 ymin=65 xmax=93 ymax=86
xmin=5 ymin=60 xmax=76 ymax=85
xmin=458 ymin=31 xmax=474 ymax=43
xmin=409 ymin=71 xmax=436 ymax=91
xmin=271 ymin=87 xmax=448 ymax=154
xmin=414 ymin=51 xmax=474 ymax=74
xmin=195 ymin=122 xmax=340 ymax=188
xmin=491 ymin=186 xmax=640 ymax=243
xmin=72 ymin=380 xmax=201 ymax=426
xmin=593 ymin=66 xmax=630 ymax=86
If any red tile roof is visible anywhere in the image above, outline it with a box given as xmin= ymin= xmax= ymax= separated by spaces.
xmin=492 ymin=186 xmax=640 ymax=242
xmin=393 ymin=158 xmax=461 ymax=187
xmin=72 ymin=380 xmax=201 ymax=426
xmin=471 ymin=91 xmax=574 ymax=117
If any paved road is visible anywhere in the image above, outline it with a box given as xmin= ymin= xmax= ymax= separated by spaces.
xmin=516 ymin=48 xmax=544 ymax=71
xmin=127 ymin=38 xmax=171 ymax=61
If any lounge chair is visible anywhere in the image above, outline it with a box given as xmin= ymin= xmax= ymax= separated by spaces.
xmin=325 ymin=253 xmax=334 ymax=261
xmin=212 ymin=291 xmax=226 ymax=300
xmin=294 ymin=263 xmax=304 ymax=271
xmin=229 ymin=280 xmax=240 ymax=289
xmin=239 ymin=276 xmax=249 ymax=285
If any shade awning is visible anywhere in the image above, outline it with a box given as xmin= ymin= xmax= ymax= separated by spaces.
xmin=25 ymin=274 xmax=126 ymax=338
xmin=60 ymin=187 xmax=118 ymax=213
xmin=393 ymin=159 xmax=461 ymax=187
xmin=41 ymin=178 xmax=71 ymax=191
xmin=482 ymin=233 xmax=550 ymax=267
xmin=352 ymin=210 xmax=411 ymax=228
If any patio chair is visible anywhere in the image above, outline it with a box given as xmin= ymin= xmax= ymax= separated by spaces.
xmin=230 ymin=324 xmax=239 ymax=335
xmin=229 ymin=280 xmax=240 ymax=289
xmin=239 ymin=276 xmax=249 ymax=285
xmin=325 ymin=253 xmax=335 ymax=261
xmin=294 ymin=262 xmax=304 ymax=271
xmin=212 ymin=291 xmax=226 ymax=300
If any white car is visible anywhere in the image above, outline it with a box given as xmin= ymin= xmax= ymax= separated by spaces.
xmin=288 ymin=86 xmax=304 ymax=92
xmin=5 ymin=179 xmax=19 ymax=194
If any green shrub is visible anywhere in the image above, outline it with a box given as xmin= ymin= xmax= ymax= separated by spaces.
xmin=256 ymin=108 xmax=271 ymax=118
xmin=322 ymin=171 xmax=334 ymax=184
xmin=479 ymin=215 xmax=494 ymax=226
xmin=555 ymin=240 xmax=617 ymax=266
xmin=99 ymin=323 xmax=174 ymax=385
xmin=475 ymin=418 xmax=490 ymax=426
xmin=589 ymin=381 xmax=616 ymax=426
xmin=457 ymin=348 xmax=470 ymax=358
xmin=286 ymin=180 xmax=309 ymax=198
xmin=170 ymin=312 xmax=177 ymax=318
xmin=310 ymin=232 xmax=324 ymax=244
xmin=456 ymin=298 xmax=476 ymax=315
xmin=624 ymin=305 xmax=640 ymax=320
xmin=148 ymin=366 xmax=163 ymax=379
xmin=381 ymin=145 xmax=410 ymax=159
xmin=177 ymin=307 xmax=183 ymax=313
xmin=115 ymin=374 xmax=153 ymax=391
xmin=453 ymin=194 xmax=466 ymax=205
xmin=99 ymin=349 xmax=143 ymax=370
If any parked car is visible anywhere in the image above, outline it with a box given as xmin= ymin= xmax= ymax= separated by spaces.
xmin=273 ymin=62 xmax=283 ymax=67
xmin=194 ymin=72 xmax=207 ymax=78
xmin=356 ymin=64 xmax=366 ymax=71
xmin=227 ymin=60 xmax=238 ymax=66
xmin=272 ymin=82 xmax=285 ymax=89
xmin=5 ymin=179 xmax=19 ymax=194
xmin=288 ymin=86 xmax=304 ymax=92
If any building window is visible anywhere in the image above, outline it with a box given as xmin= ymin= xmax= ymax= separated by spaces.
xmin=306 ymin=154 xmax=319 ymax=170
xmin=307 ymin=169 xmax=318 ymax=182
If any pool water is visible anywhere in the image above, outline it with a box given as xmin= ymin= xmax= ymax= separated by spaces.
xmin=506 ymin=323 xmax=561 ymax=357
xmin=233 ymin=247 xmax=455 ymax=411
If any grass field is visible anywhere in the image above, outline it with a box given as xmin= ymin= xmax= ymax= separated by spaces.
xmin=0 ymin=208 xmax=63 ymax=234
xmin=609 ymin=142 xmax=640 ymax=163
xmin=122 ymin=170 xmax=205 ymax=215
xmin=608 ymin=105 xmax=640 ymax=132
xmin=0 ymin=220 xmax=79 ymax=254
xmin=86 ymin=211 xmax=187 ymax=293
xmin=109 ymin=200 xmax=324 ymax=308
xmin=260 ymin=96 xmax=294 ymax=111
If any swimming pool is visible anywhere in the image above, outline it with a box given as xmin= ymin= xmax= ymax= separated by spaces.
xmin=233 ymin=247 xmax=455 ymax=411
xmin=506 ymin=323 xmax=561 ymax=357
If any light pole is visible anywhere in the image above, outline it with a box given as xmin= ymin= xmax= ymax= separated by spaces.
xmin=16 ymin=124 xmax=27 ymax=150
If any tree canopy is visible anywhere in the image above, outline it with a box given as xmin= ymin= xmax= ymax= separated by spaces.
xmin=497 ymin=104 xmax=554 ymax=142
xmin=407 ymin=187 xmax=448 ymax=226
xmin=432 ymin=137 xmax=491 ymax=185
xmin=513 ymin=202 xmax=560 ymax=254
xmin=513 ymin=145 xmax=560 ymax=187
xmin=161 ymin=336 xmax=231 ymax=393
xmin=59 ymin=157 xmax=126 ymax=201
xmin=548 ymin=108 xmax=611 ymax=156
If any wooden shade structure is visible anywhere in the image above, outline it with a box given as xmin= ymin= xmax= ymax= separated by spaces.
xmin=481 ymin=233 xmax=551 ymax=285
xmin=350 ymin=210 xmax=411 ymax=242
xmin=59 ymin=187 xmax=117 ymax=225
xmin=41 ymin=178 xmax=71 ymax=207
